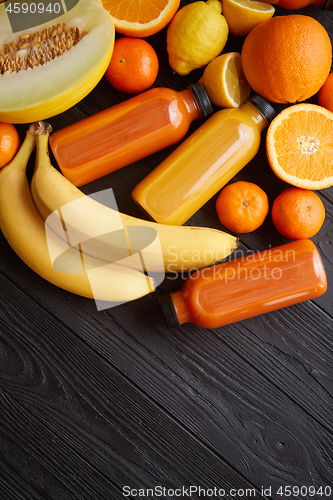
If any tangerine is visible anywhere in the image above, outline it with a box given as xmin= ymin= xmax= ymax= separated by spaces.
xmin=271 ymin=188 xmax=325 ymax=240
xmin=100 ymin=0 xmax=181 ymax=37
xmin=216 ymin=181 xmax=269 ymax=233
xmin=105 ymin=37 xmax=159 ymax=94
xmin=0 ymin=122 xmax=20 ymax=169
xmin=318 ymin=73 xmax=333 ymax=113
xmin=241 ymin=15 xmax=332 ymax=103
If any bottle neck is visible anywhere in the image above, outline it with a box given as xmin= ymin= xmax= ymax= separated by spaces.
xmin=158 ymin=291 xmax=190 ymax=328
xmin=170 ymin=290 xmax=192 ymax=325
xmin=242 ymin=102 xmax=270 ymax=133
xmin=179 ymin=89 xmax=202 ymax=122
xmin=186 ymin=82 xmax=213 ymax=120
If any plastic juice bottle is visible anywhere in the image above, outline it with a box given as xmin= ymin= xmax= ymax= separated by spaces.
xmin=132 ymin=94 xmax=276 ymax=226
xmin=49 ymin=83 xmax=213 ymax=187
xmin=159 ymin=239 xmax=327 ymax=330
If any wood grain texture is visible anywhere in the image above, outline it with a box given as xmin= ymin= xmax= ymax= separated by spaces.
xmin=1 ymin=1 xmax=333 ymax=499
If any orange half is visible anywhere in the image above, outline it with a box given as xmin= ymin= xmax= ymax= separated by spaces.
xmin=266 ymin=103 xmax=333 ymax=190
xmin=100 ymin=0 xmax=181 ymax=37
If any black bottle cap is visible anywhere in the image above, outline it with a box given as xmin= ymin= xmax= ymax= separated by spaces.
xmin=188 ymin=82 xmax=213 ymax=120
xmin=158 ymin=293 xmax=180 ymax=329
xmin=246 ymin=93 xmax=276 ymax=124
xmin=322 ymin=0 xmax=333 ymax=10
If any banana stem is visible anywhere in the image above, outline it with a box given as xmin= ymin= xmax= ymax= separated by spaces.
xmin=32 ymin=121 xmax=53 ymax=171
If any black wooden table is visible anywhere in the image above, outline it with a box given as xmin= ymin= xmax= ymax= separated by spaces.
xmin=1 ymin=2 xmax=333 ymax=499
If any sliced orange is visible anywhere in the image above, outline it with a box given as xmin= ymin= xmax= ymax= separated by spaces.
xmin=100 ymin=0 xmax=181 ymax=37
xmin=266 ymin=104 xmax=333 ymax=190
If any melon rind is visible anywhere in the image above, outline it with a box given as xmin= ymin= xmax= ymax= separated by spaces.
xmin=0 ymin=0 xmax=115 ymax=123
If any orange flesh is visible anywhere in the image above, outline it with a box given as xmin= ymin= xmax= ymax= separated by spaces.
xmin=102 ymin=0 xmax=172 ymax=23
xmin=273 ymin=110 xmax=333 ymax=181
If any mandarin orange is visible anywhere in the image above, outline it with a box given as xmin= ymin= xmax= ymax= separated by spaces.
xmin=0 ymin=122 xmax=20 ymax=169
xmin=216 ymin=181 xmax=269 ymax=233
xmin=105 ymin=37 xmax=159 ymax=94
xmin=271 ymin=188 xmax=325 ymax=240
xmin=241 ymin=15 xmax=332 ymax=103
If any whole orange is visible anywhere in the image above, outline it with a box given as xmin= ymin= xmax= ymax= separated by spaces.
xmin=105 ymin=37 xmax=159 ymax=94
xmin=241 ymin=15 xmax=332 ymax=104
xmin=216 ymin=181 xmax=269 ymax=233
xmin=0 ymin=122 xmax=20 ymax=169
xmin=318 ymin=73 xmax=333 ymax=113
xmin=271 ymin=188 xmax=325 ymax=240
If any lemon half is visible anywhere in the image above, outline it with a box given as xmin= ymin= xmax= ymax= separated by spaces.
xmin=222 ymin=0 xmax=275 ymax=37
xmin=199 ymin=52 xmax=251 ymax=108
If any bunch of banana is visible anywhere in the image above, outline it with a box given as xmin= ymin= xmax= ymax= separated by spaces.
xmin=0 ymin=123 xmax=154 ymax=308
xmin=30 ymin=124 xmax=238 ymax=274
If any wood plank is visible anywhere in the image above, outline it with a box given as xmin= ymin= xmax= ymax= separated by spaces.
xmin=1 ymin=243 xmax=332 ymax=495
xmin=0 ymin=274 xmax=266 ymax=499
xmin=2 ymin=3 xmax=333 ymax=498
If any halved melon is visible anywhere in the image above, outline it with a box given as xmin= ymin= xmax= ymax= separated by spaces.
xmin=0 ymin=0 xmax=115 ymax=123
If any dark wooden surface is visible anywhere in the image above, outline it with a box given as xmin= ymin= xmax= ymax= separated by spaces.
xmin=1 ymin=2 xmax=333 ymax=499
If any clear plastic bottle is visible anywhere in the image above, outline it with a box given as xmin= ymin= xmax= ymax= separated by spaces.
xmin=132 ymin=94 xmax=276 ymax=226
xmin=159 ymin=240 xmax=327 ymax=330
xmin=49 ymin=83 xmax=213 ymax=187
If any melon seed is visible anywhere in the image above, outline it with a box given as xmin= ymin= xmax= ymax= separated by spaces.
xmin=0 ymin=24 xmax=87 ymax=75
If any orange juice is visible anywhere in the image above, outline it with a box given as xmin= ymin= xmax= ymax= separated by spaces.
xmin=49 ymin=84 xmax=212 ymax=187
xmin=159 ymin=240 xmax=327 ymax=329
xmin=132 ymin=94 xmax=276 ymax=225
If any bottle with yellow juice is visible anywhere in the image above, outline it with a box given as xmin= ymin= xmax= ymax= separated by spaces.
xmin=132 ymin=94 xmax=276 ymax=226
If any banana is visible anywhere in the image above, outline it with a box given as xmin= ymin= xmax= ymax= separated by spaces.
xmin=30 ymin=123 xmax=238 ymax=274
xmin=0 ymin=124 xmax=155 ymax=308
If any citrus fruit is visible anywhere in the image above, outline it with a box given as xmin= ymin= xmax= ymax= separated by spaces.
xmin=241 ymin=15 xmax=332 ymax=103
xmin=100 ymin=0 xmax=181 ymax=37
xmin=0 ymin=122 xmax=20 ymax=169
xmin=216 ymin=181 xmax=269 ymax=233
xmin=318 ymin=73 xmax=333 ymax=113
xmin=105 ymin=37 xmax=159 ymax=94
xmin=266 ymin=103 xmax=333 ymax=190
xmin=271 ymin=188 xmax=325 ymax=240
xmin=166 ymin=0 xmax=229 ymax=76
xmin=221 ymin=0 xmax=275 ymax=37
xmin=199 ymin=52 xmax=251 ymax=108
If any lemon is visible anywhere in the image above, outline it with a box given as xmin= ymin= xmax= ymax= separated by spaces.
xmin=166 ymin=1 xmax=229 ymax=76
xmin=221 ymin=0 xmax=275 ymax=37
xmin=199 ymin=52 xmax=251 ymax=108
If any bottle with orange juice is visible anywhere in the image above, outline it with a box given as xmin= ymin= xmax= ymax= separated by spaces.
xmin=132 ymin=94 xmax=276 ymax=226
xmin=49 ymin=83 xmax=212 ymax=187
xmin=159 ymin=240 xmax=327 ymax=330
